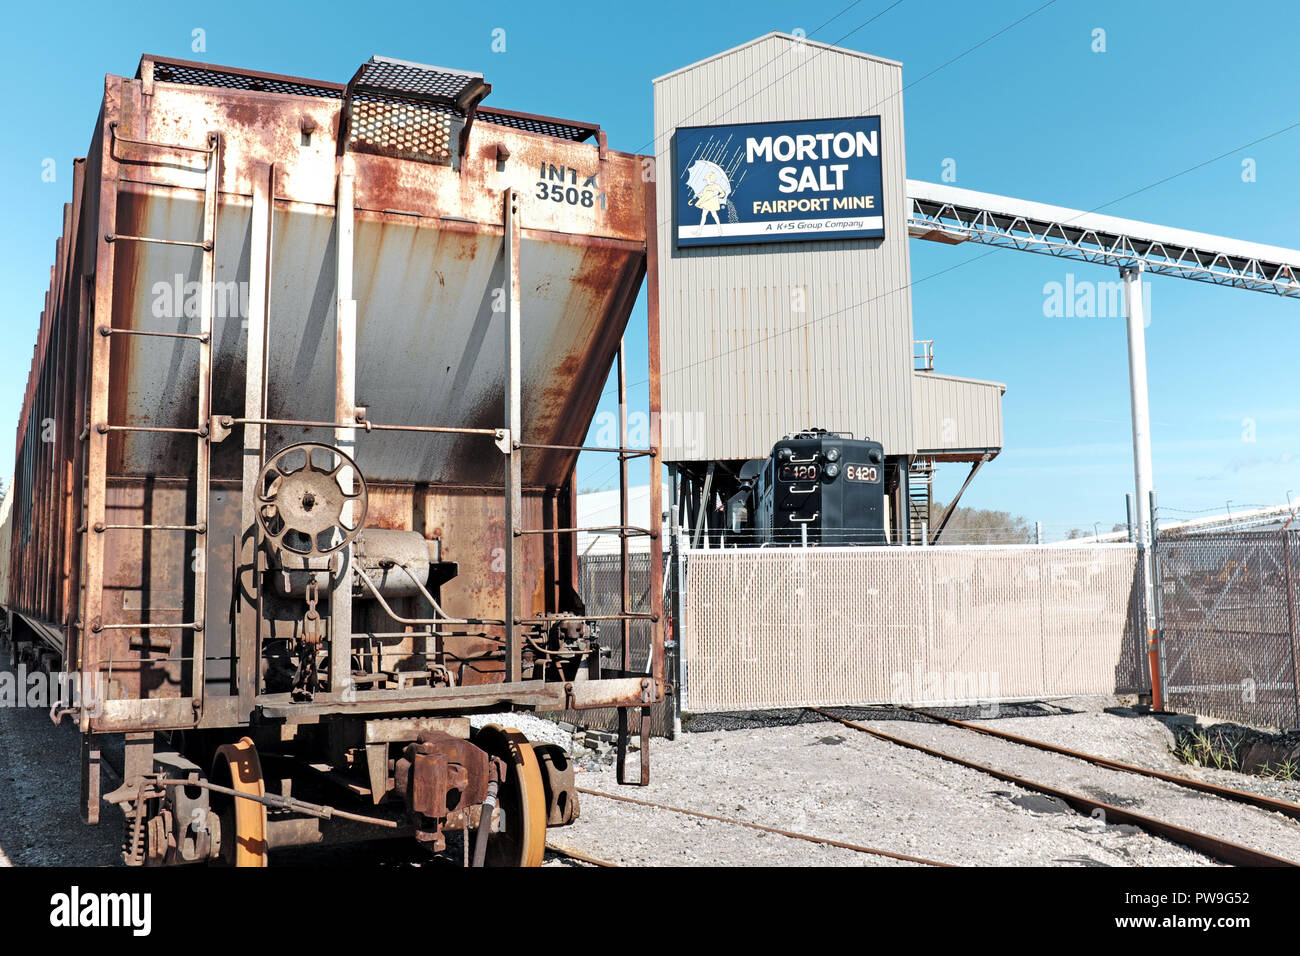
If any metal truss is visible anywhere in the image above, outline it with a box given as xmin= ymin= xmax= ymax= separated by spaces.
xmin=907 ymin=180 xmax=1300 ymax=297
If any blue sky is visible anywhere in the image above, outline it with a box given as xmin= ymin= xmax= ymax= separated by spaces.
xmin=1 ymin=0 xmax=1296 ymax=538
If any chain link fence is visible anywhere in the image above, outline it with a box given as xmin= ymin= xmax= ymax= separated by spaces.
xmin=680 ymin=544 xmax=1148 ymax=713
xmin=551 ymin=529 xmax=1300 ymax=734
xmin=541 ymin=552 xmax=673 ymax=737
xmin=1157 ymin=528 xmax=1300 ymax=730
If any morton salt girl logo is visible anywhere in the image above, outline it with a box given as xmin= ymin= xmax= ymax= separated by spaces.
xmin=684 ymin=156 xmax=745 ymax=230
xmin=676 ymin=116 xmax=886 ymax=248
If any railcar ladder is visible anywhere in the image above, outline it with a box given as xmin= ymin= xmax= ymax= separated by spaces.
xmin=84 ymin=123 xmax=220 ymax=726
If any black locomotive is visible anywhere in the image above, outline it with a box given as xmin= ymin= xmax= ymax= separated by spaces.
xmin=727 ymin=429 xmax=888 ymax=546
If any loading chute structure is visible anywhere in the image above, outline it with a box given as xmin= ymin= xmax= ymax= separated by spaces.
xmin=906 ymin=178 xmax=1300 ymax=610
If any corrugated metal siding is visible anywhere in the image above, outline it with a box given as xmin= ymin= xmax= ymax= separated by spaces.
xmin=654 ymin=34 xmax=914 ymax=461
xmin=913 ymin=372 xmax=1004 ymax=452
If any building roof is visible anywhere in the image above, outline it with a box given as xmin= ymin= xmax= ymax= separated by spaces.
xmin=652 ymin=31 xmax=902 ymax=84
xmin=578 ymin=483 xmax=668 ymax=555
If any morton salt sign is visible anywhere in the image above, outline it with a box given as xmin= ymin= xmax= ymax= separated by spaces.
xmin=674 ymin=117 xmax=884 ymax=247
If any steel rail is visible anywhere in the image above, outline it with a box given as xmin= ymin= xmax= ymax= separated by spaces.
xmin=576 ymin=786 xmax=949 ymax=866
xmin=902 ymin=706 xmax=1300 ymax=823
xmin=545 ymin=842 xmax=619 ymax=867
xmin=808 ymin=708 xmax=1297 ymax=868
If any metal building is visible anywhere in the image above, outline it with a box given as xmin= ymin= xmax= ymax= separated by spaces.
xmin=652 ymin=33 xmax=1005 ymax=542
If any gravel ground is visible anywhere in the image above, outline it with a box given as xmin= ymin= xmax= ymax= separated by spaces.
xmin=6 ymin=677 xmax=1294 ymax=867
xmin=964 ymin=697 xmax=1300 ymax=804
xmin=559 ymin=716 xmax=1218 ymax=867
xmin=0 ymin=678 xmax=123 ymax=866
xmin=841 ymin=710 xmax=1300 ymax=864
xmin=468 ymin=711 xmax=621 ymax=772
xmin=468 ymin=711 xmax=576 ymax=749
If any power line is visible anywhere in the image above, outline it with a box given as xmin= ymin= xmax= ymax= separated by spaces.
xmin=628 ymin=114 xmax=1300 ymax=393
xmin=633 ymin=0 xmax=904 ymax=156
xmin=648 ymin=0 xmax=1059 ymax=236
xmin=593 ymin=1 xmax=1069 ymax=423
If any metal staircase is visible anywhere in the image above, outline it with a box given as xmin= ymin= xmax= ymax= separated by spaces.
xmin=907 ymin=459 xmax=933 ymax=544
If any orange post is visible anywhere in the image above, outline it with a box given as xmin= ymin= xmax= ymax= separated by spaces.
xmin=1147 ymin=628 xmax=1164 ymax=711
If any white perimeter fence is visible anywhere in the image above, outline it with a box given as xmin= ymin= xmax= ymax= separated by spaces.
xmin=679 ymin=544 xmax=1149 ymax=713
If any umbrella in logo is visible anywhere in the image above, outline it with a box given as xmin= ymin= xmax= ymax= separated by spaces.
xmin=685 ymin=160 xmax=734 ymax=228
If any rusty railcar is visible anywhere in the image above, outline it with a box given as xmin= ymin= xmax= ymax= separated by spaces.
xmin=4 ymin=53 xmax=662 ymax=866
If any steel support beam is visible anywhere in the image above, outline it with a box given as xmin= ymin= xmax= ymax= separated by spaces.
xmin=332 ymin=158 xmax=357 ymax=702
xmin=1123 ymin=263 xmax=1155 ymax=611
xmin=190 ymin=129 xmax=219 ymax=715
xmin=238 ymin=162 xmax=274 ymax=719
xmin=503 ymin=189 xmax=523 ymax=683
xmin=81 ymin=79 xmax=122 ymax=733
xmin=691 ymin=462 xmax=714 ymax=549
xmin=930 ymin=454 xmax=989 ymax=544
xmin=617 ymin=341 xmax=630 ymax=676
xmin=669 ymin=466 xmax=684 ymax=736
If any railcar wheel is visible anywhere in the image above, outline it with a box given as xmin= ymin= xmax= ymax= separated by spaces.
xmin=472 ymin=725 xmax=547 ymax=867
xmin=210 ymin=737 xmax=268 ymax=867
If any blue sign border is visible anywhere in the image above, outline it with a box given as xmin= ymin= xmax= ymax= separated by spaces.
xmin=674 ymin=116 xmax=885 ymax=248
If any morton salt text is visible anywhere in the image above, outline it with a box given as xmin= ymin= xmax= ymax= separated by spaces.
xmin=745 ymin=130 xmax=879 ymax=195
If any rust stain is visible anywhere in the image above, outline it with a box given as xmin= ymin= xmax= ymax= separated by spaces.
xmin=11 ymin=53 xmax=661 ymax=731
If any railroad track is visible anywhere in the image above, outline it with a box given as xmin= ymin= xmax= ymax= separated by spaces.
xmin=809 ymin=707 xmax=1299 ymax=868
xmin=575 ymin=786 xmax=950 ymax=866
xmin=901 ymin=706 xmax=1300 ymax=822
xmin=545 ymin=842 xmax=619 ymax=867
